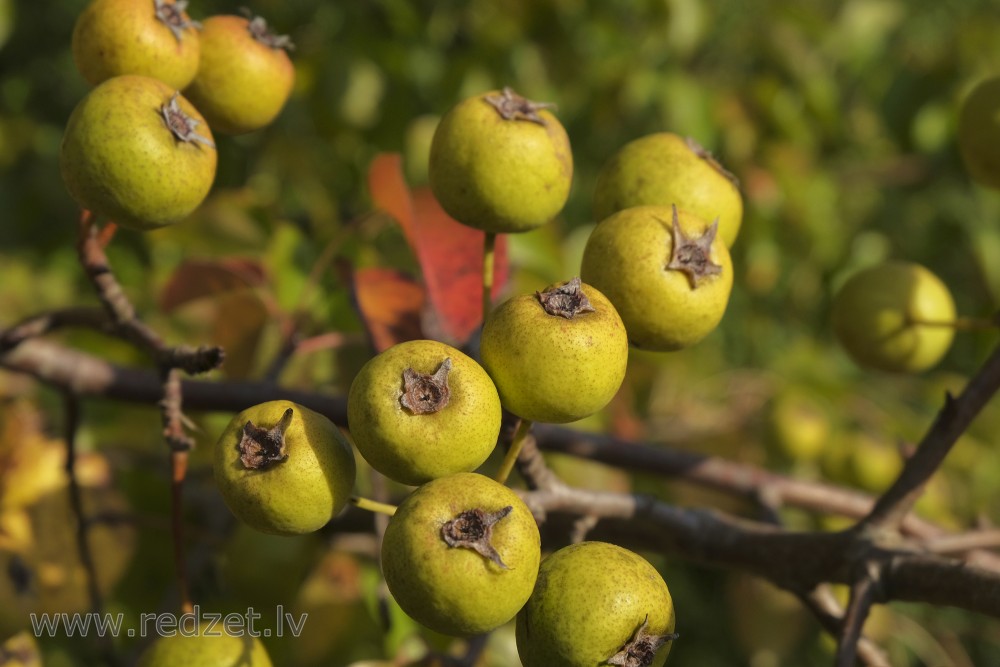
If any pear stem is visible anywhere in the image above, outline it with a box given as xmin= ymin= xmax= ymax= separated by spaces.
xmin=350 ymin=495 xmax=398 ymax=516
xmin=907 ymin=316 xmax=1000 ymax=331
xmin=495 ymin=418 xmax=533 ymax=485
xmin=483 ymin=232 xmax=496 ymax=324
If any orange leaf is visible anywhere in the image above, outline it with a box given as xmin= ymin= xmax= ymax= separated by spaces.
xmin=159 ymin=259 xmax=267 ymax=313
xmin=368 ymin=153 xmax=417 ymax=247
xmin=349 ymin=266 xmax=425 ymax=352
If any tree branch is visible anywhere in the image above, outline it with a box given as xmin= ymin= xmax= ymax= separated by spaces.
xmin=800 ymin=586 xmax=890 ymax=667
xmin=835 ymin=575 xmax=878 ymax=667
xmin=861 ymin=343 xmax=1000 ymax=533
xmin=0 ymin=339 xmax=967 ymax=541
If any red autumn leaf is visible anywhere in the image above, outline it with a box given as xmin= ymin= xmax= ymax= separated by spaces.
xmin=347 ymin=265 xmax=425 ymax=353
xmin=367 ymin=153 xmax=509 ymax=345
xmin=410 ymin=187 xmax=509 ymax=344
xmin=159 ymin=258 xmax=267 ymax=313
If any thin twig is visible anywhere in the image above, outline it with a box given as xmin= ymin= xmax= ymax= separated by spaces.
xmin=519 ymin=485 xmax=1000 ymax=618
xmin=74 ymin=212 xmax=224 ymax=617
xmin=0 ymin=307 xmax=110 ymax=352
xmin=800 ymin=586 xmax=890 ymax=667
xmin=861 ymin=343 xmax=1000 ymax=533
xmin=835 ymin=575 xmax=878 ymax=667
xmin=925 ymin=529 xmax=1000 ymax=555
xmin=264 ymin=230 xmax=350 ymax=382
xmin=511 ymin=424 xmax=564 ymax=493
xmin=6 ymin=341 xmax=1000 ymax=618
xmin=171 ymin=450 xmax=193 ymax=614
xmin=62 ymin=392 xmax=123 ymax=667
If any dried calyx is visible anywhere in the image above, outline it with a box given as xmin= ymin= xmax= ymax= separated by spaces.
xmin=685 ymin=136 xmax=739 ymax=188
xmin=537 ymin=276 xmax=595 ymax=319
xmin=440 ymin=505 xmax=513 ymax=569
xmin=160 ymin=93 xmax=215 ymax=148
xmin=238 ymin=407 xmax=293 ymax=469
xmin=154 ymin=0 xmax=201 ymax=42
xmin=606 ymin=616 xmax=678 ymax=667
xmin=663 ymin=205 xmax=722 ymax=289
xmin=400 ymin=358 xmax=452 ymax=415
xmin=241 ymin=8 xmax=295 ymax=51
xmin=485 ymin=86 xmax=556 ymax=126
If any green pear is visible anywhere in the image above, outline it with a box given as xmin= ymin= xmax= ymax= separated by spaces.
xmin=516 ymin=541 xmax=676 ymax=667
xmin=214 ymin=400 xmax=357 ymax=535
xmin=348 ymin=340 xmax=502 ymax=485
xmin=480 ymin=278 xmax=628 ymax=424
xmin=72 ymin=0 xmax=201 ymax=89
xmin=429 ymin=87 xmax=573 ymax=233
xmin=831 ymin=261 xmax=955 ymax=373
xmin=60 ymin=75 xmax=216 ymax=230
xmin=381 ymin=472 xmax=540 ymax=636
xmin=593 ymin=132 xmax=743 ymax=247
xmin=136 ymin=631 xmax=272 ymax=666
xmin=581 ymin=206 xmax=732 ymax=351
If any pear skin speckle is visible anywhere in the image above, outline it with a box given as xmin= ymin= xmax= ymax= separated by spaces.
xmin=480 ymin=280 xmax=628 ymax=424
xmin=381 ymin=473 xmax=540 ymax=636
xmin=581 ymin=206 xmax=733 ymax=352
xmin=516 ymin=542 xmax=676 ymax=667
xmin=348 ymin=340 xmax=502 ymax=485
xmin=214 ymin=400 xmax=356 ymax=535
xmin=429 ymin=88 xmax=573 ymax=233
xmin=60 ymin=75 xmax=216 ymax=230
xmin=594 ymin=132 xmax=743 ymax=248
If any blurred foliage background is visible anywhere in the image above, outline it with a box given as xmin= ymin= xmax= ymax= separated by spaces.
xmin=3 ymin=0 xmax=1000 ymax=665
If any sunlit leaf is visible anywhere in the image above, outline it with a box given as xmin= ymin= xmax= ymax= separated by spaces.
xmin=367 ymin=154 xmax=510 ymax=345
xmin=368 ymin=153 xmax=417 ymax=246
xmin=159 ymin=258 xmax=267 ymax=313
xmin=348 ymin=266 xmax=425 ymax=352
xmin=211 ymin=291 xmax=270 ymax=379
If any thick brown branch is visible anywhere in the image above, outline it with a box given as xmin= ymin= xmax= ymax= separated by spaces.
xmin=519 ymin=486 xmax=1000 ymax=618
xmin=0 ymin=340 xmax=953 ymax=537
xmin=6 ymin=340 xmax=1000 ymax=619
xmin=531 ymin=423 xmax=942 ymax=539
xmin=886 ymin=553 xmax=1000 ymax=617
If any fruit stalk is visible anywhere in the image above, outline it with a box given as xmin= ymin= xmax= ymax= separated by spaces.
xmin=495 ymin=418 xmax=533 ymax=485
xmin=906 ymin=315 xmax=1000 ymax=331
xmin=171 ymin=449 xmax=193 ymax=614
xmin=350 ymin=495 xmax=398 ymax=516
xmin=483 ymin=231 xmax=496 ymax=322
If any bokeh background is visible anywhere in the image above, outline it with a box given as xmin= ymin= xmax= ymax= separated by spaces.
xmin=3 ymin=0 xmax=1000 ymax=664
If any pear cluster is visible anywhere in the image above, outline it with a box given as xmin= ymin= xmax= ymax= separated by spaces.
xmin=202 ymin=86 xmax=763 ymax=664
xmin=62 ymin=0 xmax=295 ymax=231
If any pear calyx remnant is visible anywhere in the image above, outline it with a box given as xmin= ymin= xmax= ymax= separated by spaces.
xmin=441 ymin=505 xmax=514 ymax=569
xmin=400 ymin=357 xmax=452 ymax=415
xmin=238 ymin=407 xmax=293 ymax=470
xmin=536 ymin=277 xmax=596 ymax=319
xmin=484 ymin=86 xmax=556 ymax=126
xmin=664 ymin=205 xmax=722 ymax=288
xmin=607 ymin=616 xmax=679 ymax=667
